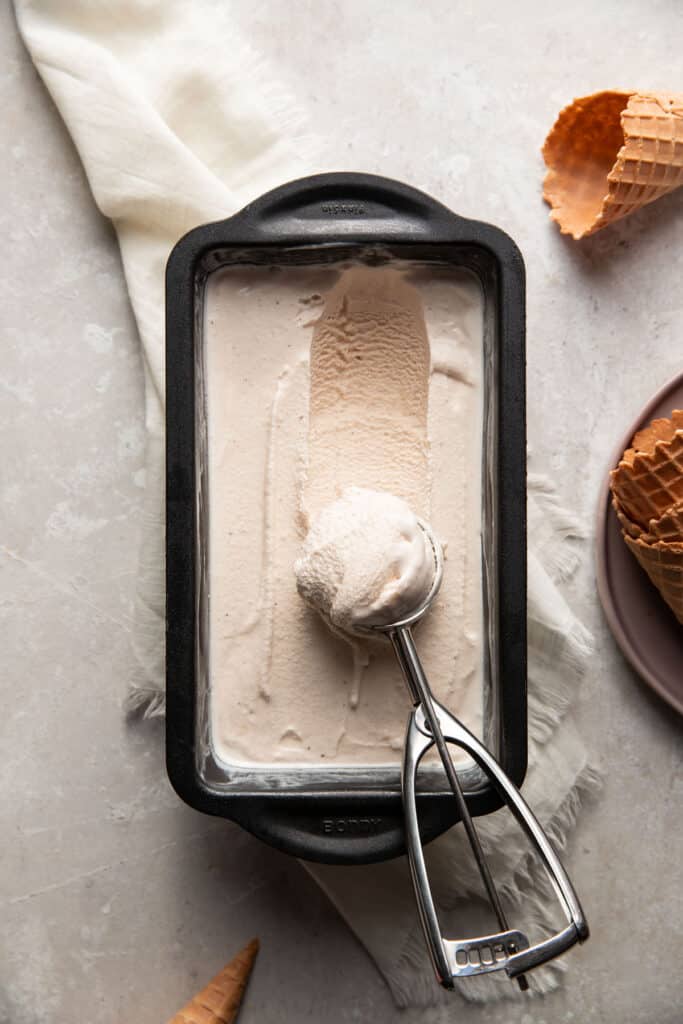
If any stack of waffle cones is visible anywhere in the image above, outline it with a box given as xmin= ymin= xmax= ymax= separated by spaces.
xmin=543 ymin=91 xmax=683 ymax=239
xmin=168 ymin=939 xmax=259 ymax=1024
xmin=610 ymin=410 xmax=683 ymax=624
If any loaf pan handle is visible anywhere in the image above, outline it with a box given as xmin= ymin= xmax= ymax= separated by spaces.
xmin=231 ymin=792 xmax=467 ymax=866
xmin=231 ymin=171 xmax=475 ymax=242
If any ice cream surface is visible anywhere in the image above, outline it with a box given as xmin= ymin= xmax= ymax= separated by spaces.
xmin=204 ymin=260 xmax=484 ymax=766
xmin=295 ymin=487 xmax=435 ymax=637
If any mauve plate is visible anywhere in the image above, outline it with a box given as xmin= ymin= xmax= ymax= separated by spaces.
xmin=596 ymin=371 xmax=683 ymax=716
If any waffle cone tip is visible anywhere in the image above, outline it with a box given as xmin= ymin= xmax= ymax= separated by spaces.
xmin=168 ymin=938 xmax=260 ymax=1024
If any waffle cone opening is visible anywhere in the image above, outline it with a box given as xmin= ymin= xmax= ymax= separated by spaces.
xmin=543 ymin=91 xmax=683 ymax=238
xmin=543 ymin=92 xmax=629 ymax=239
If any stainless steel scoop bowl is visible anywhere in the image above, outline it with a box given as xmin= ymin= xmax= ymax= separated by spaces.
xmin=369 ymin=522 xmax=589 ymax=990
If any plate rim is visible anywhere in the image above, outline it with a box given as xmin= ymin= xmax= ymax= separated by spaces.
xmin=595 ymin=368 xmax=683 ymax=717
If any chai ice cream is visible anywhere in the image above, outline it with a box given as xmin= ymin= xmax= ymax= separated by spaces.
xmin=205 ymin=261 xmax=484 ymax=766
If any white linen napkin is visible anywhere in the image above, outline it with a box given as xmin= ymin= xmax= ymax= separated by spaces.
xmin=15 ymin=0 xmax=598 ymax=1007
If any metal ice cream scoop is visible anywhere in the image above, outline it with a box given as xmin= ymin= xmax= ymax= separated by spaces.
xmin=370 ymin=522 xmax=588 ymax=990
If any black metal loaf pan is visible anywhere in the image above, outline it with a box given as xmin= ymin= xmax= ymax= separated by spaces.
xmin=165 ymin=172 xmax=526 ymax=865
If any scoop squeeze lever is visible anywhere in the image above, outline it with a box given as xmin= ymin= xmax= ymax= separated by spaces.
xmin=372 ymin=523 xmax=589 ymax=990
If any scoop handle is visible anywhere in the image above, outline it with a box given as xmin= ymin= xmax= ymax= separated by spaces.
xmin=402 ymin=694 xmax=589 ymax=986
xmin=391 ymin=626 xmax=527 ymax=990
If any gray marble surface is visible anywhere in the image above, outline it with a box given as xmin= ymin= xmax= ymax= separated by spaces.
xmin=2 ymin=3 xmax=682 ymax=1022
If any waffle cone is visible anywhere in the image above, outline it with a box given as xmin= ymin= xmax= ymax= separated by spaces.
xmin=542 ymin=91 xmax=683 ymax=239
xmin=624 ymin=535 xmax=683 ymax=624
xmin=630 ymin=410 xmax=683 ymax=459
xmin=168 ymin=939 xmax=259 ymax=1024
xmin=611 ymin=494 xmax=644 ymax=539
xmin=610 ymin=424 xmax=683 ymax=529
xmin=648 ymin=500 xmax=683 ymax=543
